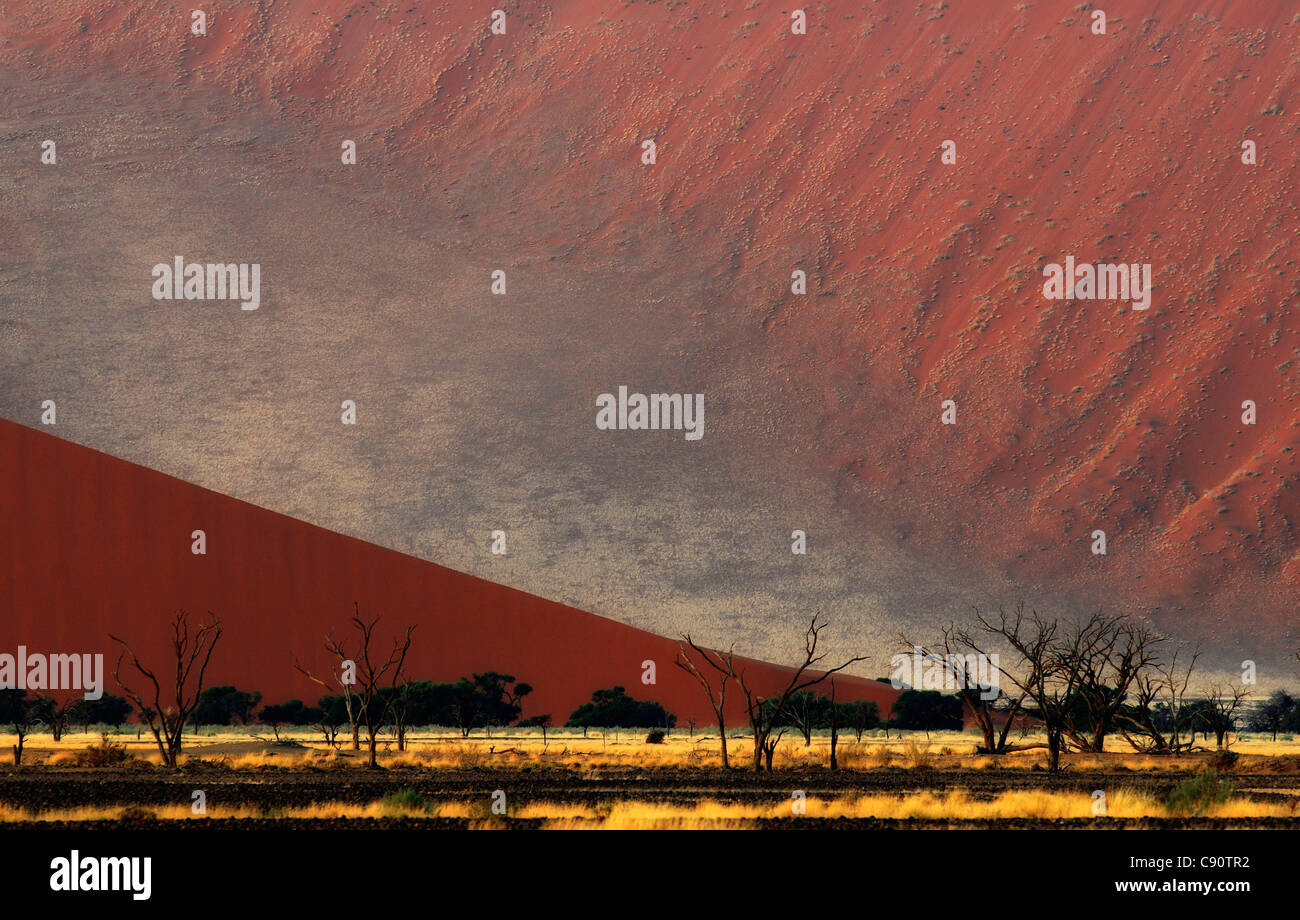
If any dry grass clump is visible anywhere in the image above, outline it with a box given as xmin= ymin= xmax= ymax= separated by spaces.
xmin=539 ymin=788 xmax=1292 ymax=828
xmin=0 ymin=785 xmax=1291 ymax=827
xmin=902 ymin=741 xmax=935 ymax=769
xmin=71 ymin=732 xmax=134 ymax=769
xmin=10 ymin=728 xmax=1300 ymax=776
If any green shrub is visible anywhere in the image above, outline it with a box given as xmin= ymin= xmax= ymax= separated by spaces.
xmin=379 ymin=789 xmax=435 ymax=816
xmin=1165 ymin=770 xmax=1234 ymax=816
xmin=567 ymin=686 xmax=676 ymax=729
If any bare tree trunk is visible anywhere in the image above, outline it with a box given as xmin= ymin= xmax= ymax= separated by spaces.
xmin=342 ymin=683 xmax=360 ymax=750
xmin=954 ymin=686 xmax=1003 ymax=753
xmin=676 ymin=636 xmax=736 ymax=770
xmin=829 ymin=682 xmax=839 ymax=771
xmin=112 ymin=612 xmax=222 ymax=770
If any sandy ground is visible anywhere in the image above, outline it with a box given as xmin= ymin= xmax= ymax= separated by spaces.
xmin=4 ymin=728 xmax=1300 ymax=829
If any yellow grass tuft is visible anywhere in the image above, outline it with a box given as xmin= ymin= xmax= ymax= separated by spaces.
xmin=6 ymin=728 xmax=1300 ymax=777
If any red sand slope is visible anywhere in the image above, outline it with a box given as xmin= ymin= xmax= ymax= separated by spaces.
xmin=1 ymin=1 xmax=1296 ymax=657
xmin=0 ymin=419 xmax=896 ymax=724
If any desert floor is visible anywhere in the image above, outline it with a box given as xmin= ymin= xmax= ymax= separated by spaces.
xmin=2 ymin=728 xmax=1299 ymax=829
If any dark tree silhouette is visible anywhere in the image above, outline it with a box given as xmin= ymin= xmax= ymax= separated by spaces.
xmin=298 ymin=605 xmax=414 ymax=768
xmin=109 ymin=610 xmax=223 ymax=768
xmin=735 ymin=615 xmax=866 ymax=772
xmin=676 ymin=638 xmax=737 ymax=768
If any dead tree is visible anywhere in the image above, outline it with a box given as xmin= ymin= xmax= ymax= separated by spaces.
xmin=388 ymin=680 xmax=413 ymax=752
xmin=965 ymin=604 xmax=1068 ymax=770
xmin=907 ymin=618 xmax=1033 ymax=755
xmin=109 ymin=610 xmax=223 ymax=768
xmin=783 ymin=691 xmax=818 ymax=746
xmin=1056 ymin=614 xmax=1164 ymax=753
xmin=756 ymin=726 xmax=788 ymax=770
xmin=736 ymin=615 xmax=866 ymax=772
xmin=313 ymin=712 xmax=341 ymax=749
xmin=676 ymin=637 xmax=736 ymax=768
xmin=299 ymin=605 xmax=414 ymax=768
xmin=1118 ymin=644 xmax=1200 ymax=754
xmin=1200 ymin=683 xmax=1251 ymax=750
xmin=296 ymin=649 xmax=361 ymax=751
xmin=38 ymin=694 xmax=75 ymax=743
xmin=970 ymin=604 xmax=1179 ymax=768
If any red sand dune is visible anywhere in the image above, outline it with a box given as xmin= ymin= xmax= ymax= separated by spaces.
xmin=1 ymin=1 xmax=1296 ymax=664
xmin=0 ymin=419 xmax=897 ymax=725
